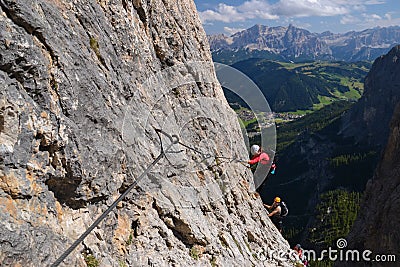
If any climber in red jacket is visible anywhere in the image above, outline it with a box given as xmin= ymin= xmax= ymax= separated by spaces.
xmin=248 ymin=144 xmax=276 ymax=192
xmin=248 ymin=145 xmax=270 ymax=165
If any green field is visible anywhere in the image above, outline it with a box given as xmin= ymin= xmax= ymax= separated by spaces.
xmin=225 ymin=59 xmax=371 ymax=113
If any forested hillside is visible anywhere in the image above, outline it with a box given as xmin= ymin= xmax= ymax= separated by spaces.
xmin=226 ymin=59 xmax=370 ymax=112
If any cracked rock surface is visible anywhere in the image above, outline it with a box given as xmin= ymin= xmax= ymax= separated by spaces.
xmin=0 ymin=0 xmax=290 ymax=266
xmin=338 ymin=46 xmax=400 ymax=267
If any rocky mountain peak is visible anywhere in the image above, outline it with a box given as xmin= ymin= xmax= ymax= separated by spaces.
xmin=208 ymin=24 xmax=400 ymax=62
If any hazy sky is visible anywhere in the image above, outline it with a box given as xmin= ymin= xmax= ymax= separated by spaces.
xmin=194 ymin=0 xmax=400 ymax=35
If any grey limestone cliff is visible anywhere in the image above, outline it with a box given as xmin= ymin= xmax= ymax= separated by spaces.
xmin=341 ymin=45 xmax=400 ymax=149
xmin=0 ymin=0 xmax=290 ymax=266
xmin=338 ymin=46 xmax=400 ymax=267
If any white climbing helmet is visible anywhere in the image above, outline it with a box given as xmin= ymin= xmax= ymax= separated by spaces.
xmin=250 ymin=145 xmax=260 ymax=155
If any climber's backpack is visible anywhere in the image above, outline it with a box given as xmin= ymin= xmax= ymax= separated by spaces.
xmin=280 ymin=201 xmax=288 ymax=217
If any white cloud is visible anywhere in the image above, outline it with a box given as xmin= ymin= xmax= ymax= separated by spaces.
xmin=200 ymin=4 xmax=244 ymax=23
xmin=199 ymin=0 xmax=278 ymax=23
xmin=199 ymin=0 xmax=388 ymax=23
xmin=321 ymin=0 xmax=384 ymax=5
xmin=273 ymin=0 xmax=349 ymax=17
xmin=223 ymin=26 xmax=246 ymax=35
xmin=365 ymin=0 xmax=386 ymax=4
xmin=341 ymin=13 xmax=384 ymax=27
xmin=342 ymin=11 xmax=400 ymax=30
xmin=340 ymin=15 xmax=361 ymax=25
xmin=360 ymin=13 xmax=384 ymax=25
xmin=369 ymin=14 xmax=382 ymax=20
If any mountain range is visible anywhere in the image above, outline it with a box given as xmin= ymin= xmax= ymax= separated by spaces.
xmin=208 ymin=24 xmax=400 ymax=63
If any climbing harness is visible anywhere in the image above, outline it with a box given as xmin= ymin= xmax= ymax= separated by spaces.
xmin=51 ymin=128 xmax=247 ymax=266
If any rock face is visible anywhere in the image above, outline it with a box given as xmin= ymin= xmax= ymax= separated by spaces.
xmin=338 ymin=48 xmax=400 ymax=267
xmin=0 ymin=0 xmax=290 ymax=266
xmin=341 ymin=45 xmax=400 ymax=149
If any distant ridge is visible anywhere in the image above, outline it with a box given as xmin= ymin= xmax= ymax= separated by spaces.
xmin=208 ymin=24 xmax=400 ymax=63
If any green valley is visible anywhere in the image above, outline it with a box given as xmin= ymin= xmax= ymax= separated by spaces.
xmin=224 ymin=59 xmax=371 ymax=113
